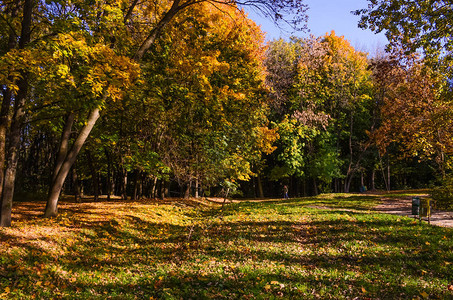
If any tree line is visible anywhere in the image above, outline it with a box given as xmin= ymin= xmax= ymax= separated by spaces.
xmin=1 ymin=0 xmax=452 ymax=226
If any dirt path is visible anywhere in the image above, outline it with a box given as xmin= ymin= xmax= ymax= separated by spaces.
xmin=376 ymin=197 xmax=453 ymax=228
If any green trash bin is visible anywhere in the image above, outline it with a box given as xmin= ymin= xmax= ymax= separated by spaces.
xmin=412 ymin=197 xmax=420 ymax=215
xmin=420 ymin=198 xmax=431 ymax=218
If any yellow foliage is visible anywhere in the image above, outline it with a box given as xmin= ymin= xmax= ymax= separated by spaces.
xmin=256 ymin=127 xmax=279 ymax=155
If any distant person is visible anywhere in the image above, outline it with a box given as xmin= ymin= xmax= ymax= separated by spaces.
xmin=283 ymin=185 xmax=289 ymax=199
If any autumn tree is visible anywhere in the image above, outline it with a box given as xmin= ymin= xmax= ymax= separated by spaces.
xmin=298 ymin=32 xmax=373 ymax=193
xmin=0 ymin=0 xmax=309 ymax=225
xmin=264 ymin=33 xmax=373 ymax=194
xmin=264 ymin=38 xmax=301 ymax=114
xmin=356 ymin=0 xmax=453 ymax=72
xmin=371 ymin=53 xmax=453 ymax=178
xmin=130 ymin=3 xmax=277 ymax=197
xmin=0 ymin=0 xmax=41 ymax=226
xmin=264 ymin=38 xmax=332 ymax=195
xmin=356 ymin=1 xmax=453 ymax=190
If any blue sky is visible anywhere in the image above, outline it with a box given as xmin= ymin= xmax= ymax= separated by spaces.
xmin=244 ymin=0 xmax=388 ymax=54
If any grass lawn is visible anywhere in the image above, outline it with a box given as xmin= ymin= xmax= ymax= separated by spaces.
xmin=1 ymin=193 xmax=452 ymax=299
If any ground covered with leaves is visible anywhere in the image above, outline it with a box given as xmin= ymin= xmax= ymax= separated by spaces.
xmin=1 ymin=193 xmax=453 ymax=299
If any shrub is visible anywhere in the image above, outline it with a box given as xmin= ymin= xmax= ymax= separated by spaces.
xmin=431 ymin=175 xmax=453 ymax=210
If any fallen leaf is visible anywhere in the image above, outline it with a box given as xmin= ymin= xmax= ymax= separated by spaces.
xmin=420 ymin=291 xmax=429 ymax=298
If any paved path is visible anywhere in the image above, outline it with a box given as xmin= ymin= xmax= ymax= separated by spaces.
xmin=376 ymin=197 xmax=453 ymax=228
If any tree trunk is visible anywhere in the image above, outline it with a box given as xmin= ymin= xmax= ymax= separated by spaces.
xmin=80 ymin=184 xmax=84 ymax=198
xmin=0 ymin=87 xmax=12 ymax=205
xmin=257 ymin=174 xmax=264 ymax=198
xmin=138 ymin=176 xmax=143 ymax=199
xmin=104 ymin=148 xmax=112 ymax=200
xmin=0 ymin=3 xmax=18 ymax=201
xmin=344 ymin=112 xmax=355 ymax=193
xmin=361 ymin=172 xmax=365 ymax=190
xmin=72 ymin=165 xmax=81 ymax=203
xmin=387 ymin=155 xmax=391 ymax=191
xmin=344 ymin=174 xmax=354 ymax=193
xmin=44 ymin=108 xmax=101 ymax=217
xmin=134 ymin=0 xmax=187 ymax=60
xmin=121 ymin=168 xmax=128 ymax=200
xmin=133 ymin=171 xmax=139 ymax=200
xmin=0 ymin=82 xmax=27 ymax=227
xmin=344 ymin=181 xmax=349 ymax=193
xmin=111 ymin=174 xmax=116 ymax=198
xmin=195 ymin=177 xmax=199 ymax=198
xmin=371 ymin=169 xmax=375 ymax=191
xmin=151 ymin=176 xmax=157 ymax=199
xmin=86 ymin=150 xmax=99 ymax=201
xmin=313 ymin=178 xmax=318 ymax=196
xmin=379 ymin=151 xmax=389 ymax=191
xmin=221 ymin=187 xmax=230 ymax=209
xmin=184 ymin=181 xmax=191 ymax=199
xmin=160 ymin=180 xmax=166 ymax=200
xmin=303 ymin=179 xmax=307 ymax=197
xmin=52 ymin=113 xmax=75 ymax=184
xmin=0 ymin=0 xmax=33 ymax=227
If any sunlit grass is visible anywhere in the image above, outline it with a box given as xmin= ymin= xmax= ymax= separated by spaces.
xmin=1 ymin=194 xmax=452 ymax=299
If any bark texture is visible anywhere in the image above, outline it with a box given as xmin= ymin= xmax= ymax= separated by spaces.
xmin=45 ymin=108 xmax=101 ymax=217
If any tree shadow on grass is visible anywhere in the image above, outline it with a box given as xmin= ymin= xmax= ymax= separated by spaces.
xmin=2 ymin=200 xmax=453 ymax=299
xmin=51 ymin=266 xmax=446 ymax=299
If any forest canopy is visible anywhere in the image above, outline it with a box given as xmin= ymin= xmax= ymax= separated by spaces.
xmin=1 ymin=0 xmax=453 ymax=227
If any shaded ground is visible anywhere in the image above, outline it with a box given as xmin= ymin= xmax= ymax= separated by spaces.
xmin=376 ymin=196 xmax=453 ymax=228
xmin=2 ymin=193 xmax=453 ymax=299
